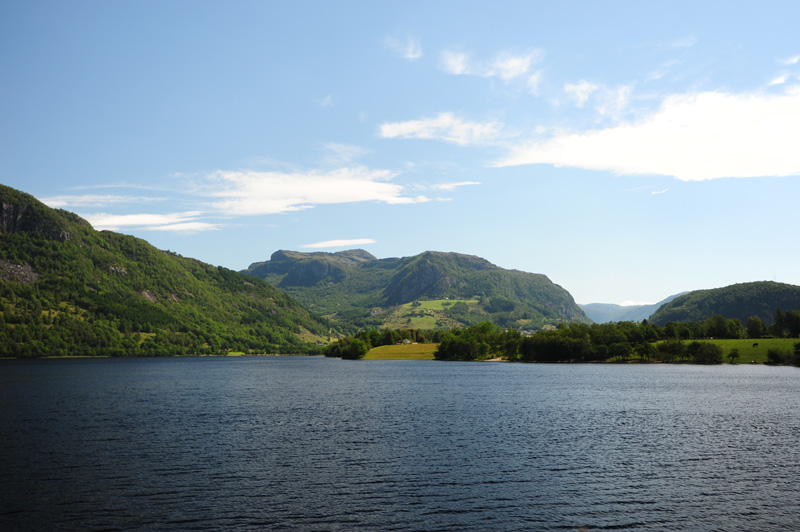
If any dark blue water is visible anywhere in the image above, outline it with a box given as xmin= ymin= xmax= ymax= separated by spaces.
xmin=2 ymin=357 xmax=799 ymax=531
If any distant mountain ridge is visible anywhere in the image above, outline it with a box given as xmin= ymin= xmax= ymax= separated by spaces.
xmin=580 ymin=293 xmax=686 ymax=323
xmin=648 ymin=281 xmax=800 ymax=326
xmin=243 ymin=249 xmax=589 ymax=330
xmin=0 ymin=184 xmax=329 ymax=357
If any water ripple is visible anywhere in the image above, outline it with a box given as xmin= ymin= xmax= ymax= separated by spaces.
xmin=2 ymin=358 xmax=799 ymax=531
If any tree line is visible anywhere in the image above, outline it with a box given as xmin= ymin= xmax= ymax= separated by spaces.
xmin=325 ymin=310 xmax=800 ymax=365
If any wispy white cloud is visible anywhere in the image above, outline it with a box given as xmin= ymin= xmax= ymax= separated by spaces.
xmin=71 ymin=164 xmax=432 ymax=233
xmin=646 ymin=59 xmax=680 ymax=82
xmin=780 ymin=54 xmax=800 ymax=65
xmin=564 ymin=80 xmax=599 ymax=107
xmin=769 ymin=74 xmax=788 ymax=86
xmin=440 ymin=50 xmax=470 ymax=75
xmin=495 ymin=90 xmax=800 ymax=181
xmin=439 ymin=48 xmax=544 ymax=82
xmin=670 ymin=35 xmax=698 ymax=49
xmin=595 ymin=85 xmax=633 ymax=119
xmin=302 ymin=238 xmax=376 ymax=249
xmin=85 ymin=211 xmax=218 ymax=232
xmin=432 ymin=181 xmax=481 ymax=191
xmin=386 ymin=35 xmax=422 ymax=61
xmin=651 ymin=189 xmax=668 ymax=195
xmin=379 ymin=112 xmax=502 ymax=146
xmin=42 ymin=194 xmax=165 ymax=209
xmin=560 ymin=80 xmax=634 ymax=120
xmin=318 ymin=95 xmax=333 ymax=108
xmin=207 ymin=166 xmax=426 ymax=215
xmin=488 ymin=51 xmax=542 ymax=81
xmin=527 ymin=73 xmax=542 ymax=95
xmin=320 ymin=142 xmax=369 ymax=165
xmin=146 ymin=222 xmax=220 ymax=232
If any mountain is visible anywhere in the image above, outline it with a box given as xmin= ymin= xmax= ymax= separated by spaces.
xmin=0 ymin=184 xmax=329 ymax=357
xmin=242 ymin=249 xmax=589 ymax=330
xmin=648 ymin=281 xmax=800 ymax=326
xmin=580 ymin=293 xmax=686 ymax=323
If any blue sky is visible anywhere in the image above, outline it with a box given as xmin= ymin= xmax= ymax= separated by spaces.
xmin=2 ymin=0 xmax=799 ymax=305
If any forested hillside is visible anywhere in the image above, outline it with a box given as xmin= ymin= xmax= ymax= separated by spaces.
xmin=649 ymin=281 xmax=800 ymax=327
xmin=0 ymin=185 xmax=330 ymax=357
xmin=242 ymin=249 xmax=589 ymax=330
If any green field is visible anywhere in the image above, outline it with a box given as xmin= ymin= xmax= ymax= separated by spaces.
xmin=361 ymin=337 xmax=796 ymax=363
xmin=649 ymin=338 xmax=797 ymax=364
xmin=685 ymin=338 xmax=798 ymax=364
xmin=400 ymin=298 xmax=479 ymax=311
xmin=364 ymin=343 xmax=438 ymax=360
xmin=382 ymin=298 xmax=480 ymax=329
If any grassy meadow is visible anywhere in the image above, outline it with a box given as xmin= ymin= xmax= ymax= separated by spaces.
xmin=382 ymin=298 xmax=479 ymax=329
xmin=684 ymin=338 xmax=797 ymax=364
xmin=362 ymin=338 xmax=797 ymax=363
xmin=364 ymin=343 xmax=438 ymax=360
xmin=401 ymin=299 xmax=480 ymax=311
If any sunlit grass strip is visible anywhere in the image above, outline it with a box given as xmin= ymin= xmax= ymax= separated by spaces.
xmin=691 ymin=338 xmax=797 ymax=364
xmin=364 ymin=343 xmax=438 ymax=360
xmin=400 ymin=298 xmax=479 ymax=311
xmin=647 ymin=338 xmax=797 ymax=364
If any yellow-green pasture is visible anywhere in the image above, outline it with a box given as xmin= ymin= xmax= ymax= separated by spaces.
xmin=400 ymin=298 xmax=479 ymax=311
xmin=684 ymin=338 xmax=797 ymax=364
xmin=364 ymin=343 xmax=438 ymax=360
xmin=382 ymin=298 xmax=480 ymax=329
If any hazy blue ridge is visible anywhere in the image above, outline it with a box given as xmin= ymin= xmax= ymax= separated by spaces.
xmin=580 ymin=293 xmax=686 ymax=323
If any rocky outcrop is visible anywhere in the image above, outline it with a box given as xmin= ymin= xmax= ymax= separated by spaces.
xmin=0 ymin=259 xmax=40 ymax=284
xmin=280 ymin=260 xmax=347 ymax=287
xmin=0 ymin=200 xmax=73 ymax=241
xmin=140 ymin=290 xmax=158 ymax=302
xmin=247 ymin=249 xmax=377 ymax=286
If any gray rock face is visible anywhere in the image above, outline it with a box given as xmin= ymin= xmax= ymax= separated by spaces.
xmin=0 ymin=259 xmax=40 ymax=284
xmin=0 ymin=201 xmax=72 ymax=241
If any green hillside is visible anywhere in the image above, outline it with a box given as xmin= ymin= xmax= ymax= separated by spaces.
xmin=649 ymin=281 xmax=800 ymax=326
xmin=242 ymin=249 xmax=589 ymax=330
xmin=0 ymin=185 xmax=329 ymax=358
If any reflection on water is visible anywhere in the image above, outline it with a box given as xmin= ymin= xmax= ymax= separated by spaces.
xmin=2 ymin=357 xmax=799 ymax=531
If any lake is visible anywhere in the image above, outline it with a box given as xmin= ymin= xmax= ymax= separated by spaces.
xmin=2 ymin=357 xmax=799 ymax=531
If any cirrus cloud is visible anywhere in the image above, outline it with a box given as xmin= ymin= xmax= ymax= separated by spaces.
xmin=379 ymin=112 xmax=502 ymax=146
xmin=564 ymin=80 xmax=599 ymax=107
xmin=386 ymin=35 xmax=422 ymax=61
xmin=84 ymin=211 xmax=219 ymax=232
xmin=495 ymin=90 xmax=800 ymax=181
xmin=42 ymin=194 xmax=165 ymax=208
xmin=208 ymin=166 xmax=428 ymax=215
xmin=302 ymin=238 xmax=376 ymax=249
xmin=439 ymin=48 xmax=544 ymax=82
xmin=432 ymin=181 xmax=481 ymax=191
xmin=68 ymin=165 xmax=430 ymax=234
